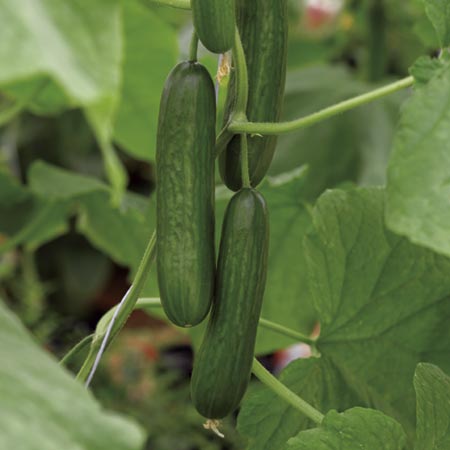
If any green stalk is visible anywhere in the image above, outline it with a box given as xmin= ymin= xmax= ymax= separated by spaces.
xmin=252 ymin=359 xmax=324 ymax=424
xmin=76 ymin=231 xmax=157 ymax=384
xmin=258 ymin=318 xmax=316 ymax=346
xmin=137 ymin=298 xmax=316 ymax=346
xmin=229 ymin=76 xmax=414 ymax=136
xmin=189 ymin=31 xmax=199 ymax=62
xmin=232 ymin=28 xmax=249 ymax=118
xmin=65 ymin=298 xmax=315 ymax=368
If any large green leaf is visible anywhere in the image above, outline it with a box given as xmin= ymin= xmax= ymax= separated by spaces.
xmin=77 ymin=191 xmax=153 ymax=269
xmin=423 ymin=0 xmax=450 ymax=47
xmin=113 ymin=0 xmax=177 ymax=161
xmin=238 ymin=357 xmax=360 ymax=450
xmin=0 ymin=167 xmax=70 ymax=253
xmin=29 ymin=161 xmax=154 ymax=268
xmin=29 ymin=161 xmax=108 ymax=199
xmin=386 ymin=62 xmax=450 ymax=258
xmin=238 ymin=188 xmax=450 ymax=450
xmin=0 ymin=161 xmax=154 ymax=269
xmin=0 ymin=0 xmax=121 ymax=108
xmin=0 ymin=300 xmax=145 ymax=449
xmin=414 ymin=363 xmax=450 ymax=450
xmin=286 ymin=407 xmax=407 ymax=450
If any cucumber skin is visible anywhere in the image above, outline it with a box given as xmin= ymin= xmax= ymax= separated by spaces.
xmin=219 ymin=0 xmax=288 ymax=191
xmin=191 ymin=189 xmax=269 ymax=419
xmin=191 ymin=0 xmax=235 ymax=54
xmin=156 ymin=61 xmax=216 ymax=328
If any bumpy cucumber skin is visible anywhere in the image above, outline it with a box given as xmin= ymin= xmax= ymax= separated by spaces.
xmin=219 ymin=0 xmax=288 ymax=191
xmin=156 ymin=61 xmax=216 ymax=328
xmin=191 ymin=189 xmax=269 ymax=419
xmin=191 ymin=0 xmax=235 ymax=54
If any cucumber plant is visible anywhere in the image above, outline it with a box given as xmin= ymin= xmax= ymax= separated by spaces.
xmin=4 ymin=1 xmax=448 ymax=449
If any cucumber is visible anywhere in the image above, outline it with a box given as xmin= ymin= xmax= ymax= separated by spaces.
xmin=191 ymin=188 xmax=269 ymax=419
xmin=156 ymin=61 xmax=216 ymax=328
xmin=220 ymin=0 xmax=288 ymax=191
xmin=191 ymin=0 xmax=235 ymax=54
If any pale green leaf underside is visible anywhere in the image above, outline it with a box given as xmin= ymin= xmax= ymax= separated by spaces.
xmin=386 ymin=60 xmax=450 ymax=258
xmin=0 ymin=0 xmax=121 ymax=106
xmin=0 ymin=300 xmax=145 ymax=450
xmin=423 ymin=0 xmax=450 ymax=47
xmin=113 ymin=1 xmax=177 ymax=161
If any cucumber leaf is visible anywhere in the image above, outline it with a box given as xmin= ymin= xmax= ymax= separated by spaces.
xmin=0 ymin=300 xmax=145 ymax=450
xmin=414 ymin=363 xmax=450 ymax=450
xmin=113 ymin=0 xmax=178 ymax=161
xmin=0 ymin=0 xmax=121 ymax=110
xmin=422 ymin=0 xmax=450 ymax=47
xmin=286 ymin=407 xmax=406 ymax=450
xmin=386 ymin=62 xmax=450 ymax=258
xmin=238 ymin=187 xmax=450 ymax=450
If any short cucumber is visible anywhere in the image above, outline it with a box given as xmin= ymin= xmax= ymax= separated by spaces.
xmin=191 ymin=188 xmax=269 ymax=419
xmin=191 ymin=0 xmax=235 ymax=54
xmin=220 ymin=0 xmax=288 ymax=191
xmin=156 ymin=61 xmax=216 ymax=328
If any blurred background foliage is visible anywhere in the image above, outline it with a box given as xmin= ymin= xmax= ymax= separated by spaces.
xmin=0 ymin=0 xmax=438 ymax=448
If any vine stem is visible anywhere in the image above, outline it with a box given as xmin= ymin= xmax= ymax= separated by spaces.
xmin=142 ymin=301 xmax=316 ymax=344
xmin=229 ymin=76 xmax=414 ymax=136
xmin=135 ymin=298 xmax=317 ymax=346
xmin=258 ymin=318 xmax=316 ymax=346
xmin=76 ymin=231 xmax=157 ymax=384
xmin=252 ymin=359 xmax=324 ymax=424
xmin=232 ymin=28 xmax=249 ymax=118
xmin=64 ymin=299 xmax=316 ymax=369
xmin=189 ymin=31 xmax=199 ymax=62
xmin=231 ymin=27 xmax=251 ymax=187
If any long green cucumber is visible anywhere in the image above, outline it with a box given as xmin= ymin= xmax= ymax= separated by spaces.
xmin=191 ymin=0 xmax=235 ymax=54
xmin=156 ymin=61 xmax=216 ymax=328
xmin=191 ymin=188 xmax=269 ymax=419
xmin=220 ymin=0 xmax=288 ymax=191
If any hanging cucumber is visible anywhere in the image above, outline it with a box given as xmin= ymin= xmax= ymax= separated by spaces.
xmin=191 ymin=0 xmax=235 ymax=54
xmin=220 ymin=0 xmax=288 ymax=191
xmin=191 ymin=188 xmax=269 ymax=419
xmin=156 ymin=61 xmax=216 ymax=328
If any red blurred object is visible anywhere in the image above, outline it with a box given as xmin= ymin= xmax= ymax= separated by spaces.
xmin=303 ymin=0 xmax=342 ymax=31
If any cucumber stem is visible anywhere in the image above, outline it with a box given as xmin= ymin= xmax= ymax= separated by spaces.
xmin=258 ymin=318 xmax=316 ymax=346
xmin=252 ymin=359 xmax=324 ymax=424
xmin=229 ymin=76 xmax=414 ymax=136
xmin=232 ymin=28 xmax=249 ymax=117
xmin=189 ymin=31 xmax=199 ymax=62
xmin=76 ymin=231 xmax=157 ymax=384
